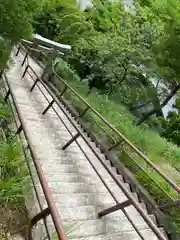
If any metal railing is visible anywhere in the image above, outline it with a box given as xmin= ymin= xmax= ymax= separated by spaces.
xmin=13 ymin=44 xmax=171 ymax=240
xmin=49 ymin=62 xmax=180 ymax=195
xmin=2 ymin=68 xmax=67 ymax=239
xmin=51 ymin=61 xmax=180 ymax=197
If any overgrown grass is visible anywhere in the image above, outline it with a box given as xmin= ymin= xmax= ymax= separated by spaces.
xmin=0 ymin=97 xmax=29 ymax=238
xmin=52 ymin=58 xmax=180 ymax=233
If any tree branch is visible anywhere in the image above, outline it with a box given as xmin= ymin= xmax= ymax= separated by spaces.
xmin=130 ymin=100 xmax=151 ymax=111
xmin=137 ymin=83 xmax=180 ymax=125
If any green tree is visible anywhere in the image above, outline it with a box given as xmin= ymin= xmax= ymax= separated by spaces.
xmin=68 ymin=0 xmax=162 ymax=110
xmin=137 ymin=0 xmax=180 ymax=124
xmin=0 ymin=0 xmax=42 ymax=69
xmin=160 ymin=98 xmax=180 ymax=146
xmin=33 ymin=0 xmax=93 ymax=45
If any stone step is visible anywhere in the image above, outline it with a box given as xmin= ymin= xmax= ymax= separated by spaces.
xmin=64 ymin=216 xmax=157 ymax=239
xmin=51 ymin=193 xmax=116 ymax=207
xmin=41 ymin=162 xmax=123 ymax=184
xmin=56 ymin=204 xmax=155 ymax=223
xmin=68 ymin=227 xmax=167 ymax=240
xmin=46 ymin=211 xmax=157 ymax=237
xmin=45 ymin=172 xmax=123 ymax=184
xmin=42 ymin=192 xmax=146 ymax=214
xmin=46 ymin=182 xmax=128 ymax=195
xmin=48 ymin=182 xmax=129 ymax=197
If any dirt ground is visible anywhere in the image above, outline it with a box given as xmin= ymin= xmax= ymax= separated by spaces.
xmin=0 ymin=205 xmax=29 ymax=240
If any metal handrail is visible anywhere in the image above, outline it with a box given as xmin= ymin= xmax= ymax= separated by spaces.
xmin=19 ymin=50 xmax=168 ymax=240
xmin=51 ymin=66 xmax=180 ymax=195
xmin=3 ymin=71 xmax=67 ymax=240
xmin=19 ymin=38 xmax=180 ymax=199
xmin=3 ymin=78 xmax=51 ymax=240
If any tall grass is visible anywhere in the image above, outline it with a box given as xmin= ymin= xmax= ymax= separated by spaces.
xmin=0 ymin=97 xmax=29 ymax=238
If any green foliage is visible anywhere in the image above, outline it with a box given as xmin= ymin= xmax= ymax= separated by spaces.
xmin=0 ymin=0 xmax=42 ymax=43
xmin=144 ymin=0 xmax=180 ymax=89
xmin=160 ymin=98 xmax=180 ymax=146
xmin=34 ymin=0 xmax=163 ymax=109
xmin=0 ymin=98 xmax=29 ymax=238
xmin=0 ymin=140 xmax=28 ymax=204
xmin=33 ymin=0 xmax=94 ymax=44
xmin=0 ymin=0 xmax=43 ymax=71
xmin=0 ymin=100 xmax=28 ymax=205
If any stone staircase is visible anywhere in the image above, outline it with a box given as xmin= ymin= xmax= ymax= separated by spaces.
xmin=4 ymin=47 xmax=168 ymax=240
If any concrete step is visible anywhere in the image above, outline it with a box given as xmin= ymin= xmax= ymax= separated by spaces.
xmin=41 ymin=162 xmax=125 ymax=191
xmin=41 ymin=161 xmax=116 ymax=176
xmin=56 ymin=204 xmax=156 ymax=223
xmin=63 ymin=216 xmax=157 ymax=239
xmin=42 ymin=192 xmax=146 ymax=215
xmin=51 ymin=193 xmax=116 ymax=207
xmin=47 ymin=182 xmax=127 ymax=195
xmin=46 ymin=210 xmax=157 ymax=236
xmin=45 ymin=172 xmax=123 ymax=184
xmin=68 ymin=227 xmax=167 ymax=240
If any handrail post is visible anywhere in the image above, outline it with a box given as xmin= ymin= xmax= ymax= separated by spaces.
xmin=42 ymin=100 xmax=55 ymax=115
xmin=15 ymin=124 xmax=23 ymax=135
xmin=4 ymin=89 xmax=10 ymax=102
xmin=28 ymin=207 xmax=50 ymax=240
xmin=22 ymin=52 xmax=28 ymax=66
xmin=16 ymin=46 xmax=21 ymax=56
xmin=30 ymin=78 xmax=39 ymax=92
xmin=108 ymin=140 xmax=124 ymax=151
xmin=78 ymin=106 xmax=90 ymax=118
xmin=22 ymin=65 xmax=29 ymax=78
xmin=98 ymin=200 xmax=132 ymax=218
xmin=62 ymin=133 xmax=80 ymax=150
xmin=60 ymin=86 xmax=68 ymax=96
xmin=160 ymin=200 xmax=180 ymax=210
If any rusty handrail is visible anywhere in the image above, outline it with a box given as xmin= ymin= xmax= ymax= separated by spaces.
xmin=3 ymin=71 xmax=67 ymax=240
xmin=17 ymin=43 xmax=180 ymax=238
xmin=51 ymin=66 xmax=180 ymax=194
xmin=19 ymin=54 xmax=168 ymax=240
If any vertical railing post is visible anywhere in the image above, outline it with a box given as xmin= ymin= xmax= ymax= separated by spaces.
xmin=42 ymin=100 xmax=55 ymax=115
xmin=4 ymin=89 xmax=10 ymax=102
xmin=62 ymin=133 xmax=80 ymax=150
xmin=30 ymin=78 xmax=39 ymax=92
xmin=15 ymin=125 xmax=23 ymax=135
xmin=16 ymin=46 xmax=21 ymax=56
xmin=22 ymin=65 xmax=29 ymax=78
xmin=60 ymin=86 xmax=68 ymax=97
xmin=108 ymin=140 xmax=124 ymax=151
xmin=28 ymin=208 xmax=50 ymax=240
xmin=98 ymin=200 xmax=132 ymax=218
xmin=21 ymin=52 xmax=28 ymax=66
xmin=78 ymin=106 xmax=89 ymax=118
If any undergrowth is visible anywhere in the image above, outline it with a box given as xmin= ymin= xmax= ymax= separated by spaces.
xmin=0 ymin=97 xmax=29 ymax=238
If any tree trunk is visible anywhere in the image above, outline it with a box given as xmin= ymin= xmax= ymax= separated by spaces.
xmin=137 ymin=108 xmax=157 ymax=125
xmin=137 ymin=83 xmax=180 ymax=125
xmin=161 ymin=83 xmax=180 ymax=107
xmin=130 ymin=101 xmax=151 ymax=111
